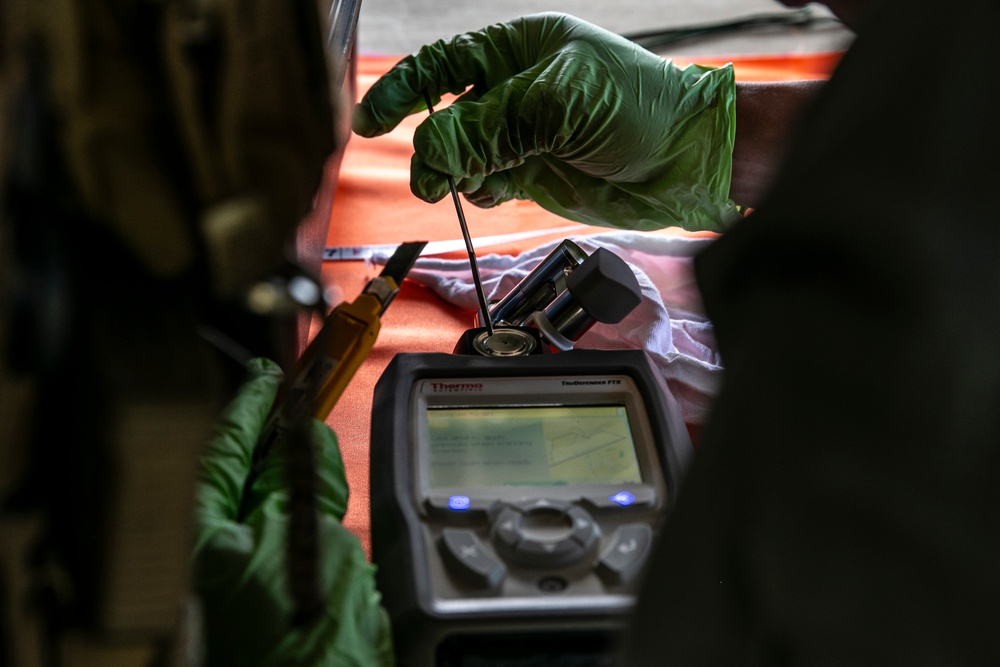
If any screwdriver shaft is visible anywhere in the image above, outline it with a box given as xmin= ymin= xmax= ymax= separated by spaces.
xmin=423 ymin=92 xmax=495 ymax=337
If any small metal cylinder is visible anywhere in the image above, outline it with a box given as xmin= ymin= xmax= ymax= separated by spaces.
xmin=487 ymin=240 xmax=588 ymax=326
xmin=542 ymin=290 xmax=594 ymax=342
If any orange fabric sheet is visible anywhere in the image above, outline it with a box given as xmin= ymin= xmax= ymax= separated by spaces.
xmin=322 ymin=51 xmax=842 ymax=555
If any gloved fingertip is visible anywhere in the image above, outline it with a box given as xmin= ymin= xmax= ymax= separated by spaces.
xmin=454 ymin=173 xmax=485 ymax=196
xmin=410 ymin=180 xmax=447 ymax=203
xmin=464 ymin=191 xmax=499 ymax=208
xmin=245 ymin=357 xmax=284 ymax=380
xmin=465 ymin=173 xmax=514 ymax=209
xmin=410 ymin=154 xmax=450 ymax=203
xmin=351 ymin=103 xmax=381 ymax=138
xmin=311 ymin=420 xmax=350 ymax=521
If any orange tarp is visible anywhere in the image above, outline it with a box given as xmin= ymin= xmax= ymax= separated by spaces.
xmin=322 ymin=51 xmax=843 ymax=555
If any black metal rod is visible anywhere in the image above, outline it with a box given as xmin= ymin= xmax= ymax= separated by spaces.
xmin=422 ymin=91 xmax=494 ymax=337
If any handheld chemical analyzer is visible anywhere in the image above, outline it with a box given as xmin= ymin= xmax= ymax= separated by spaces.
xmin=370 ymin=236 xmax=694 ymax=666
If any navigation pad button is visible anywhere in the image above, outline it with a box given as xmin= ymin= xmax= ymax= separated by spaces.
xmin=490 ymin=501 xmax=600 ymax=568
xmin=566 ymin=506 xmax=599 ymax=550
xmin=492 ymin=507 xmax=523 ymax=548
xmin=517 ymin=537 xmax=583 ymax=563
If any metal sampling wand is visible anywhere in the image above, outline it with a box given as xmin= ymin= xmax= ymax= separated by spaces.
xmin=423 ymin=91 xmax=494 ymax=337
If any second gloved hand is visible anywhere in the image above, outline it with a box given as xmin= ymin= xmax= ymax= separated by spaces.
xmin=195 ymin=358 xmax=393 ymax=666
xmin=353 ymin=12 xmax=737 ymax=232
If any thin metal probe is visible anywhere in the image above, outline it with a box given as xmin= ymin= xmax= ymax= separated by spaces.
xmin=422 ymin=91 xmax=495 ymax=337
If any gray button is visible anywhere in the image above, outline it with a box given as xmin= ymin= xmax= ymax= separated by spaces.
xmin=439 ymin=528 xmax=506 ymax=589
xmin=596 ymin=524 xmax=653 ymax=585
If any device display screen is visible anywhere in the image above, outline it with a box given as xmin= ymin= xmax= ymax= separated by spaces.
xmin=427 ymin=405 xmax=643 ymax=488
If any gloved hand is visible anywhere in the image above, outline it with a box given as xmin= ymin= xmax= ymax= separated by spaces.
xmin=194 ymin=358 xmax=394 ymax=666
xmin=353 ymin=12 xmax=738 ymax=232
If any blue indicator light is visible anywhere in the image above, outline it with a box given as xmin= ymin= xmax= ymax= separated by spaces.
xmin=609 ymin=491 xmax=635 ymax=507
xmin=448 ymin=495 xmax=472 ymax=511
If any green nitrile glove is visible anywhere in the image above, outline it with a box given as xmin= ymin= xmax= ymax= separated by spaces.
xmin=194 ymin=358 xmax=394 ymax=666
xmin=353 ymin=12 xmax=738 ymax=232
